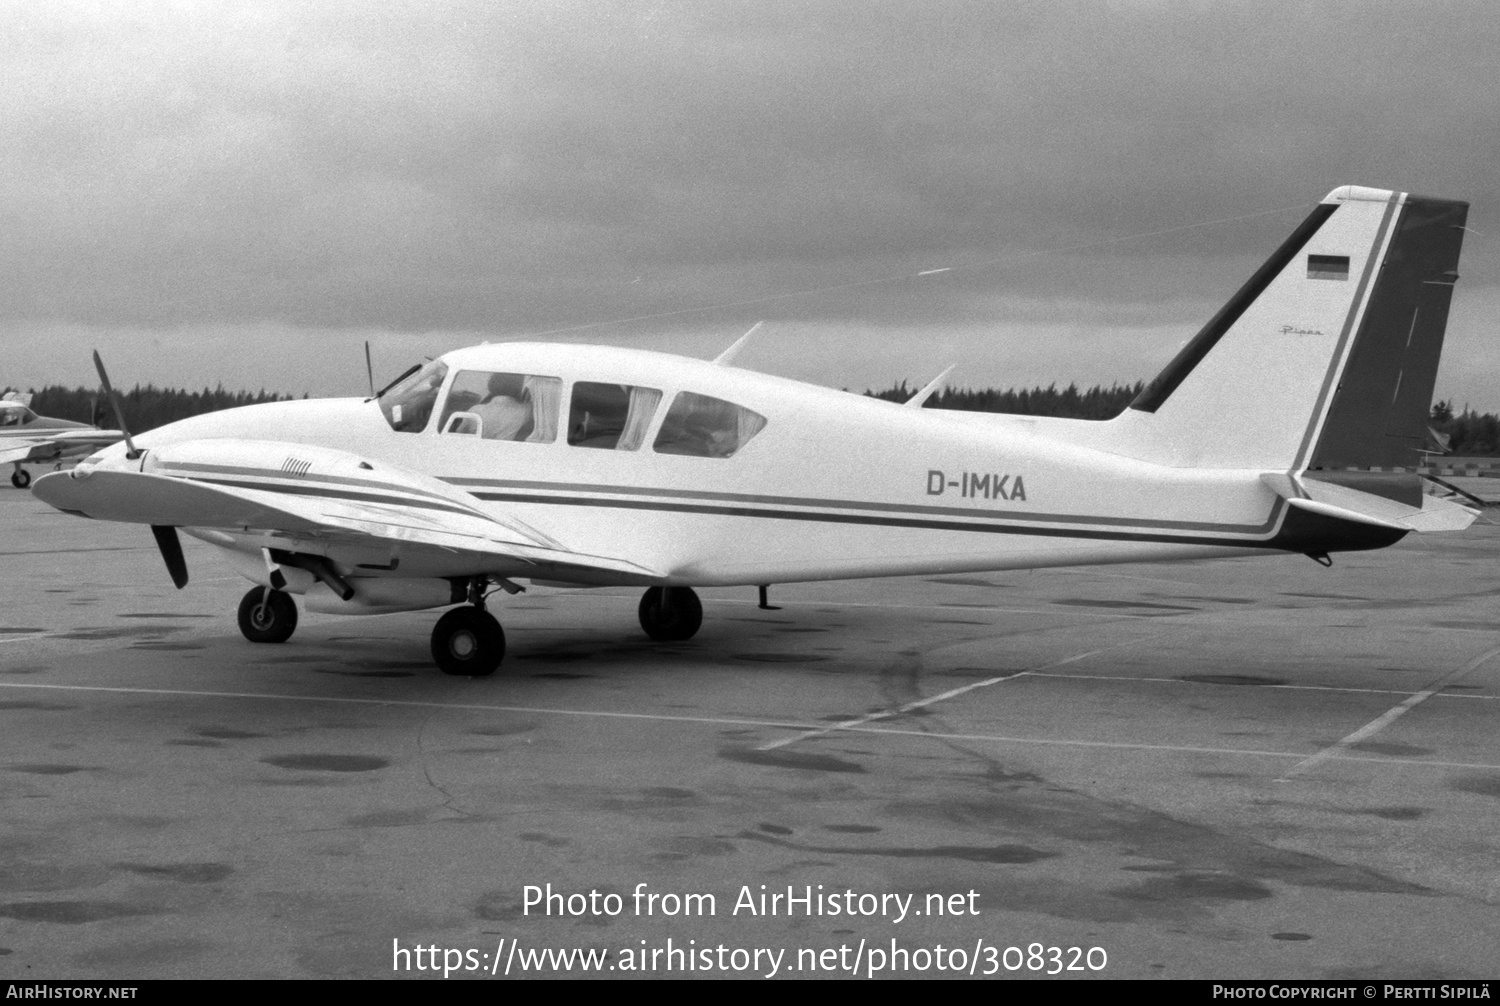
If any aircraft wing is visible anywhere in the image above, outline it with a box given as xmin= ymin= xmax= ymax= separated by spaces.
xmin=0 ymin=439 xmax=57 ymax=465
xmin=0 ymin=430 xmax=124 ymax=465
xmin=31 ymin=439 xmax=662 ymax=582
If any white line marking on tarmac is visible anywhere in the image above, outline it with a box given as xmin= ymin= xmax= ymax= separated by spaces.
xmin=1030 ymin=670 xmax=1497 ymax=699
xmin=4 ymin=679 xmax=1500 ymax=771
xmin=756 ymin=636 xmax=1160 ymax=751
xmin=1278 ymin=641 xmax=1500 ymax=780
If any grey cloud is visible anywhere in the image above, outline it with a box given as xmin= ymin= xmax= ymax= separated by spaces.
xmin=1 ymin=1 xmax=1497 ymax=335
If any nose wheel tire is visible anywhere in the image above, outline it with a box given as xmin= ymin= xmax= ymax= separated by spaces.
xmin=431 ymin=606 xmax=506 ymax=676
xmin=237 ymin=587 xmax=298 ymax=643
xmin=638 ymin=586 xmax=703 ymax=641
xmin=10 ymin=469 xmax=30 ymax=489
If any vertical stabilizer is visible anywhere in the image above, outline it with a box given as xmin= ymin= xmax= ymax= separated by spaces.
xmin=1110 ymin=187 xmax=1468 ymax=478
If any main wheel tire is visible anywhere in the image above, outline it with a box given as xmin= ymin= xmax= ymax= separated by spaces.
xmin=10 ymin=469 xmax=30 ymax=489
xmin=431 ymin=606 xmax=505 ymax=676
xmin=638 ymin=586 xmax=703 ymax=641
xmin=237 ymin=587 xmax=298 ymax=643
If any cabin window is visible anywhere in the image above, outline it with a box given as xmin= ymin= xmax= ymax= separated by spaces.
xmin=377 ymin=359 xmax=449 ymax=433
xmin=653 ymin=392 xmax=767 ymax=458
xmin=0 ymin=407 xmax=35 ymax=427
xmin=438 ymin=370 xmax=562 ymax=442
xmin=568 ymin=382 xmax=662 ymax=450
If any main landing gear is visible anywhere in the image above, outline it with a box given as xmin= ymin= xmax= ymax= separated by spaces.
xmin=232 ymin=581 xmax=703 ymax=675
xmin=430 ymin=577 xmax=506 ymax=677
xmin=10 ymin=467 xmax=30 ymax=489
xmin=431 ymin=606 xmax=506 ymax=676
xmin=638 ymin=586 xmax=703 ymax=641
xmin=234 ymin=580 xmax=506 ymax=676
xmin=237 ymin=587 xmax=298 ymax=643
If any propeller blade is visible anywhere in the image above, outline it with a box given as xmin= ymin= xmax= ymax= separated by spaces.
xmin=92 ymin=350 xmax=140 ymax=459
xmin=150 ymin=525 xmax=189 ymax=589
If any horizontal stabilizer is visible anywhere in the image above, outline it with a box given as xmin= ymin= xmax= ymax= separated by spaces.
xmin=1261 ymin=472 xmax=1477 ymax=533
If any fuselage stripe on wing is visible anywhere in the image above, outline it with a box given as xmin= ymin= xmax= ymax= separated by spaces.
xmin=467 ymin=490 xmax=1294 ymax=548
xmin=156 ymin=461 xmax=466 ymax=506
xmin=180 ymin=476 xmax=489 ymax=518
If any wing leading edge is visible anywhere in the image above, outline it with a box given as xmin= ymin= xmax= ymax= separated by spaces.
xmin=32 ymin=439 xmax=662 ymax=585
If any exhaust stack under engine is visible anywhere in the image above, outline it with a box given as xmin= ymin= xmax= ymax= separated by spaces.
xmin=213 ymin=544 xmax=461 ymax=615
xmin=302 ymin=578 xmax=459 ymax=616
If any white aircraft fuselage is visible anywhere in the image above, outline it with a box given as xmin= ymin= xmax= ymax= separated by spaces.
xmin=32 ymin=185 xmax=1476 ymax=674
xmin=127 ymin=343 xmax=1296 ymax=589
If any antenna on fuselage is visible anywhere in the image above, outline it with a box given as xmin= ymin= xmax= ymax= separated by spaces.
xmin=904 ymin=364 xmax=954 ymax=408
xmin=364 ymin=341 xmax=375 ymax=399
xmin=713 ymin=321 xmax=763 ymax=366
xmin=92 ymin=351 xmax=140 ymax=459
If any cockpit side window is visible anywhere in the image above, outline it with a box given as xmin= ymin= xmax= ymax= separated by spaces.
xmin=0 ymin=406 xmax=31 ymax=427
xmin=568 ymin=382 xmax=662 ymax=450
xmin=438 ymin=370 xmax=562 ymax=442
xmin=377 ymin=359 xmax=449 ymax=433
xmin=653 ymin=392 xmax=767 ymax=458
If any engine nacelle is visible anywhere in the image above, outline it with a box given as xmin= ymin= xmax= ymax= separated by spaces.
xmin=303 ymin=578 xmax=459 ymax=616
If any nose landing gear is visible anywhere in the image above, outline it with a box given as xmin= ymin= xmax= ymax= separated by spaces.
xmin=237 ymin=586 xmax=298 ymax=643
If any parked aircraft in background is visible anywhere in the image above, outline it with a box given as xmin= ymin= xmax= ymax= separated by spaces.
xmin=32 ymin=186 xmax=1475 ymax=676
xmin=1 ymin=392 xmax=123 ymax=489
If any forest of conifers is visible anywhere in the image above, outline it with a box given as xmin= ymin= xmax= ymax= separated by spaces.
xmin=8 ymin=382 xmax=1500 ymax=456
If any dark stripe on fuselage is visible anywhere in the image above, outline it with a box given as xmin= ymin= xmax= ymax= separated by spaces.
xmin=469 ymin=489 xmax=1306 ymax=550
xmin=1130 ymin=202 xmax=1339 ymax=413
xmin=443 ymin=477 xmax=1278 ymax=535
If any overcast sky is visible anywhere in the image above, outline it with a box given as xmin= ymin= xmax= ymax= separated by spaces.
xmin=3 ymin=0 xmax=1498 ymax=408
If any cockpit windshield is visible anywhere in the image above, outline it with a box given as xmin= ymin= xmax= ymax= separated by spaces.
xmin=0 ymin=405 xmax=35 ymax=427
xmin=377 ymin=359 xmax=449 ymax=433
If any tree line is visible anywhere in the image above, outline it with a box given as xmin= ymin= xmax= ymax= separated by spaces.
xmin=869 ymin=384 xmax=1500 ymax=456
xmin=4 ymin=384 xmax=299 ymax=432
xmin=1429 ymin=401 xmax=1500 ymax=456
xmin=866 ymin=380 xmax=1146 ymax=420
xmin=8 ymin=381 xmax=1498 ymax=456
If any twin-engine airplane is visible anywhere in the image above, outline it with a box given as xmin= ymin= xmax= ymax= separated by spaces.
xmin=1 ymin=392 xmax=123 ymax=489
xmin=33 ymin=185 xmax=1474 ymax=676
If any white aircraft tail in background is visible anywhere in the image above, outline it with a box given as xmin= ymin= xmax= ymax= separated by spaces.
xmin=32 ymin=185 xmax=1475 ymax=675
